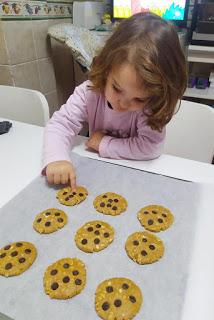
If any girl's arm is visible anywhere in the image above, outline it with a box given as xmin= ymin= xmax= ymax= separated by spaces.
xmin=98 ymin=113 xmax=166 ymax=160
xmin=42 ymin=82 xmax=88 ymax=170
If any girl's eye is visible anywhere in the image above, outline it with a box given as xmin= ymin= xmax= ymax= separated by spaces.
xmin=112 ymin=84 xmax=121 ymax=93
xmin=135 ymin=98 xmax=146 ymax=104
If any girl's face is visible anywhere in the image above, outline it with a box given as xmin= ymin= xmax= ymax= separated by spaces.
xmin=105 ymin=63 xmax=149 ymax=112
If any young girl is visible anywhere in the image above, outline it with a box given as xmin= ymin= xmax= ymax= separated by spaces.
xmin=42 ymin=12 xmax=187 ymax=191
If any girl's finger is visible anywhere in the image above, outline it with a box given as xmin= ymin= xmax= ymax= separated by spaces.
xmin=61 ymin=172 xmax=69 ymax=185
xmin=53 ymin=174 xmax=61 ymax=185
xmin=69 ymin=173 xmax=77 ymax=192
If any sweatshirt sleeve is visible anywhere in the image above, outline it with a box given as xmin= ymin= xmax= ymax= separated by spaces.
xmin=42 ymin=81 xmax=88 ymax=172
xmin=99 ymin=112 xmax=166 ymax=160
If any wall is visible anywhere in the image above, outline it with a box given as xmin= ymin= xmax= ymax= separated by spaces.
xmin=0 ymin=0 xmax=74 ymax=115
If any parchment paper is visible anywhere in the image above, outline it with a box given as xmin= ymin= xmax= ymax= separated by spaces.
xmin=0 ymin=153 xmax=200 ymax=320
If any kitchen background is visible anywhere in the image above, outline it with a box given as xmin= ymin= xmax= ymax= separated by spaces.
xmin=0 ymin=0 xmax=196 ymax=116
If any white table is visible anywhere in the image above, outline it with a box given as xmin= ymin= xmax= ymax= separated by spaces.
xmin=0 ymin=118 xmax=214 ymax=320
xmin=1 ymin=118 xmax=214 ymax=209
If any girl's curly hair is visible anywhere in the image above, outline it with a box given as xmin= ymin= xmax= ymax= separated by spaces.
xmin=88 ymin=13 xmax=187 ymax=131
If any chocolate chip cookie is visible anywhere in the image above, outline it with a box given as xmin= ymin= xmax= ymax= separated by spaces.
xmin=44 ymin=257 xmax=86 ymax=299
xmin=125 ymin=231 xmax=164 ymax=265
xmin=56 ymin=186 xmax=88 ymax=206
xmin=95 ymin=277 xmax=143 ymax=320
xmin=33 ymin=208 xmax=68 ymax=234
xmin=93 ymin=192 xmax=128 ymax=216
xmin=0 ymin=241 xmax=37 ymax=277
xmin=138 ymin=205 xmax=174 ymax=232
xmin=75 ymin=220 xmax=114 ymax=253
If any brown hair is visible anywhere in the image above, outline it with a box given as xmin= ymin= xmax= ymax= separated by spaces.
xmin=88 ymin=13 xmax=187 ymax=131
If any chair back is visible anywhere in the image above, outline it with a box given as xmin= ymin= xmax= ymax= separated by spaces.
xmin=0 ymin=85 xmax=50 ymax=126
xmin=164 ymin=100 xmax=214 ymax=163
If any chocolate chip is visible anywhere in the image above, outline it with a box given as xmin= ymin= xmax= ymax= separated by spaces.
xmin=108 ymin=199 xmax=113 ymax=203
xmin=72 ymin=192 xmax=76 ymax=195
xmin=142 ymin=238 xmax=147 ymax=242
xmin=104 ymin=233 xmax=109 ymax=238
xmin=102 ymin=302 xmax=110 ymax=311
xmin=149 ymin=245 xmax=155 ymax=250
xmin=65 ymin=197 xmax=70 ymax=201
xmin=11 ymin=251 xmax=18 ymax=257
xmin=16 ymin=242 xmax=23 ymax=247
xmin=106 ymin=286 xmax=113 ymax=293
xmin=158 ymin=218 xmax=163 ymax=223
xmin=0 ymin=253 xmax=6 ymax=258
xmin=122 ymin=283 xmax=129 ymax=289
xmin=114 ymin=199 xmax=119 ymax=202
xmin=37 ymin=218 xmax=42 ymax=223
xmin=81 ymin=239 xmax=87 ymax=245
xmin=87 ymin=227 xmax=93 ymax=232
xmin=141 ymin=250 xmax=147 ymax=256
xmin=162 ymin=213 xmax=167 ymax=217
xmin=144 ymin=211 xmax=149 ymax=214
xmin=133 ymin=240 xmax=139 ymax=246
xmin=5 ymin=263 xmax=12 ymax=270
xmin=4 ymin=245 xmax=11 ymax=250
xmin=45 ymin=212 xmax=51 ymax=216
xmin=96 ymin=224 xmax=101 ymax=228
xmin=57 ymin=218 xmax=63 ymax=223
xmin=51 ymin=282 xmax=59 ymax=290
xmin=94 ymin=230 xmax=100 ymax=235
xmin=72 ymin=270 xmax=79 ymax=276
xmin=94 ymin=238 xmax=100 ymax=244
xmin=148 ymin=219 xmax=153 ymax=225
xmin=63 ymin=276 xmax=70 ymax=283
xmin=25 ymin=249 xmax=31 ymax=254
xmin=45 ymin=221 xmax=51 ymax=227
xmin=79 ymin=193 xmax=84 ymax=197
xmin=55 ymin=212 xmax=60 ymax=216
xmin=19 ymin=257 xmax=25 ymax=263
xmin=50 ymin=269 xmax=58 ymax=275
xmin=107 ymin=204 xmax=112 ymax=208
xmin=112 ymin=206 xmax=117 ymax=210
xmin=102 ymin=195 xmax=107 ymax=198
xmin=63 ymin=263 xmax=70 ymax=269
xmin=100 ymin=202 xmax=105 ymax=207
xmin=63 ymin=192 xmax=68 ymax=195
xmin=129 ymin=295 xmax=136 ymax=303
xmin=152 ymin=210 xmax=157 ymax=214
xmin=75 ymin=279 xmax=82 ymax=285
xmin=114 ymin=299 xmax=122 ymax=307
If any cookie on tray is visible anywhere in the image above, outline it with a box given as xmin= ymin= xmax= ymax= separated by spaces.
xmin=125 ymin=231 xmax=164 ymax=265
xmin=33 ymin=208 xmax=68 ymax=234
xmin=44 ymin=258 xmax=86 ymax=299
xmin=137 ymin=205 xmax=174 ymax=232
xmin=75 ymin=220 xmax=114 ymax=253
xmin=95 ymin=277 xmax=143 ymax=320
xmin=93 ymin=192 xmax=128 ymax=216
xmin=0 ymin=241 xmax=37 ymax=277
xmin=56 ymin=186 xmax=88 ymax=206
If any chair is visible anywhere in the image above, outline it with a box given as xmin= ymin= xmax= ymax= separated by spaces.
xmin=0 ymin=85 xmax=50 ymax=126
xmin=164 ymin=100 xmax=214 ymax=163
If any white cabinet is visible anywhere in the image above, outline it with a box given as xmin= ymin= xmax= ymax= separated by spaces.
xmin=184 ymin=45 xmax=214 ymax=100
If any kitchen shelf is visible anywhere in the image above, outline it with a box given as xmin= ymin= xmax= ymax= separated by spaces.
xmin=187 ymin=45 xmax=214 ymax=63
xmin=186 ymin=45 xmax=214 ymax=100
xmin=184 ymin=87 xmax=214 ymax=100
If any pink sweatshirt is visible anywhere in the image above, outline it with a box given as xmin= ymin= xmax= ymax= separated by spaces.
xmin=43 ymin=80 xmax=165 ymax=169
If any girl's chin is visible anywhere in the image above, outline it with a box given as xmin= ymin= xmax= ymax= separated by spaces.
xmin=114 ymin=107 xmax=128 ymax=112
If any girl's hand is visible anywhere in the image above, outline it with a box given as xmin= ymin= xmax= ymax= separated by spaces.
xmin=85 ymin=131 xmax=105 ymax=152
xmin=46 ymin=160 xmax=76 ymax=191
